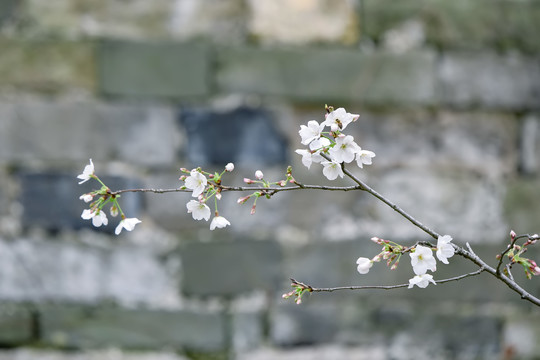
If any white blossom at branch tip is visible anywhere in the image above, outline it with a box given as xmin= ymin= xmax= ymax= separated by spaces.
xmin=436 ymin=235 xmax=455 ymax=264
xmin=81 ymin=209 xmax=108 ymax=227
xmin=79 ymin=193 xmax=93 ymax=203
xmin=299 ymin=120 xmax=324 ymax=145
xmin=115 ymin=217 xmax=142 ymax=235
xmin=225 ymin=163 xmax=234 ymax=172
xmin=321 ymin=160 xmax=344 ymax=180
xmin=329 ymin=135 xmax=361 ymax=163
xmin=356 ymin=150 xmax=376 ymax=169
xmin=322 ymin=107 xmax=358 ymax=131
xmin=210 ymin=216 xmax=231 ymax=230
xmin=356 ymin=257 xmax=373 ymax=274
xmin=408 ymin=273 xmax=436 ymax=289
xmin=77 ymin=159 xmax=94 ymax=184
xmin=186 ymin=200 xmax=211 ymax=221
xmin=184 ymin=170 xmax=207 ymax=198
xmin=255 ymin=170 xmax=264 ymax=180
xmin=410 ymin=245 xmax=437 ymax=275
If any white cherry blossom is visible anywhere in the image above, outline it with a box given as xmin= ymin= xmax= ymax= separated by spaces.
xmin=410 ymin=245 xmax=436 ymax=275
xmin=356 ymin=257 xmax=373 ymax=274
xmin=356 ymin=150 xmax=376 ymax=168
xmin=255 ymin=170 xmax=264 ymax=180
xmin=436 ymin=235 xmax=455 ymax=264
xmin=210 ymin=216 xmax=231 ymax=230
xmin=225 ymin=163 xmax=234 ymax=172
xmin=115 ymin=217 xmax=142 ymax=235
xmin=299 ymin=120 xmax=324 ymax=145
xmin=329 ymin=135 xmax=361 ymax=163
xmin=295 ymin=149 xmax=323 ymax=169
xmin=322 ymin=108 xmax=359 ymax=131
xmin=408 ymin=273 xmax=436 ymax=288
xmin=321 ymin=160 xmax=344 ymax=180
xmin=185 ymin=170 xmax=207 ymax=198
xmin=79 ymin=194 xmax=93 ymax=203
xmin=186 ymin=200 xmax=211 ymax=221
xmin=77 ymin=159 xmax=94 ymax=184
xmin=81 ymin=209 xmax=108 ymax=227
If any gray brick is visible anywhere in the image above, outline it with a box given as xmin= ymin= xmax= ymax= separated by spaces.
xmin=232 ymin=312 xmax=263 ymax=351
xmin=98 ymin=40 xmax=210 ymax=99
xmin=0 ymin=304 xmax=33 ymax=345
xmin=40 ymin=306 xmax=225 ymax=351
xmin=438 ymin=52 xmax=540 ymax=110
xmin=0 ymin=99 xmax=180 ymax=167
xmin=180 ymin=107 xmax=287 ymax=167
xmin=363 ymin=0 xmax=540 ymax=53
xmin=217 ymin=47 xmax=436 ymax=105
xmin=19 ymin=173 xmax=142 ymax=233
xmin=0 ymin=39 xmax=95 ymax=93
xmin=180 ymin=240 xmax=283 ymax=296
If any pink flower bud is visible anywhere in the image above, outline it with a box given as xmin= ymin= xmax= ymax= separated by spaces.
xmin=237 ymin=195 xmax=250 ymax=204
xmin=250 ymin=204 xmax=257 ymax=215
xmin=510 ymin=230 xmax=516 ymax=240
xmin=255 ymin=170 xmax=264 ymax=180
xmin=244 ymin=178 xmax=254 ymax=184
xmin=179 ymin=175 xmax=187 ymax=181
xmin=225 ymin=163 xmax=234 ymax=172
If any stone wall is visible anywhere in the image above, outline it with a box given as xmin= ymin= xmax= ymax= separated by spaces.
xmin=1 ymin=1 xmax=540 ymax=359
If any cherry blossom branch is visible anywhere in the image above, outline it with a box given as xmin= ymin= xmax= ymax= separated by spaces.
xmin=290 ymin=266 xmax=486 ymax=293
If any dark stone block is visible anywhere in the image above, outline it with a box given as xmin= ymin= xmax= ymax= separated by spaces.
xmin=180 ymin=240 xmax=283 ymax=297
xmin=0 ymin=304 xmax=33 ymax=345
xmin=98 ymin=40 xmax=209 ymax=99
xmin=40 ymin=306 xmax=226 ymax=351
xmin=180 ymin=107 xmax=288 ymax=167
xmin=19 ymin=172 xmax=142 ymax=233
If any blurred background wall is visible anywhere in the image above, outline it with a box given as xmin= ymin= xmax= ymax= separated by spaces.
xmin=0 ymin=0 xmax=540 ymax=359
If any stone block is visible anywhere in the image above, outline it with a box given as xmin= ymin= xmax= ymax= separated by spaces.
xmin=362 ymin=0 xmax=540 ymax=53
xmin=40 ymin=306 xmax=225 ymax=351
xmin=232 ymin=312 xmax=263 ymax=351
xmin=437 ymin=52 xmax=540 ymax=110
xmin=180 ymin=240 xmax=283 ymax=297
xmin=0 ymin=39 xmax=95 ymax=94
xmin=519 ymin=114 xmax=540 ymax=175
xmin=180 ymin=107 xmax=287 ymax=167
xmin=246 ymin=0 xmax=358 ymax=45
xmin=504 ymin=177 xmax=540 ymax=235
xmin=98 ymin=40 xmax=210 ymax=99
xmin=217 ymin=47 xmax=436 ymax=105
xmin=0 ymin=304 xmax=33 ymax=345
xmin=0 ymin=349 xmax=189 ymax=360
xmin=19 ymin=172 xmax=142 ymax=233
xmin=0 ymin=0 xmax=17 ymax=25
xmin=0 ymin=99 xmax=180 ymax=167
xmin=270 ymin=303 xmax=340 ymax=346
xmin=0 ymin=238 xmax=180 ymax=307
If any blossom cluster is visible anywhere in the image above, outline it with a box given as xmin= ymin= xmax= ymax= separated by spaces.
xmin=182 ymin=164 xmax=234 ymax=230
xmin=356 ymin=234 xmax=455 ymax=289
xmin=295 ymin=106 xmax=375 ymax=180
xmin=77 ymin=159 xmax=141 ymax=235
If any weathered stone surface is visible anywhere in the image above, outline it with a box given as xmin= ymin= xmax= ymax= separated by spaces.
xmin=232 ymin=312 xmax=263 ymax=351
xmin=247 ymin=0 xmax=358 ymax=45
xmin=0 ymin=0 xmax=17 ymax=25
xmin=180 ymin=107 xmax=287 ymax=167
xmin=0 ymin=304 xmax=33 ymax=345
xmin=504 ymin=177 xmax=540 ymax=235
xmin=0 ymin=39 xmax=95 ymax=94
xmin=0 ymin=237 xmax=179 ymax=307
xmin=438 ymin=52 xmax=540 ymax=110
xmin=180 ymin=240 xmax=283 ymax=296
xmin=98 ymin=40 xmax=210 ymax=98
xmin=0 ymin=99 xmax=180 ymax=167
xmin=40 ymin=306 xmax=225 ymax=350
xmin=217 ymin=48 xmax=436 ymax=105
xmin=19 ymin=173 xmax=141 ymax=232
xmin=520 ymin=114 xmax=540 ymax=175
xmin=23 ymin=0 xmax=174 ymax=39
xmin=0 ymin=349 xmax=189 ymax=360
xmin=363 ymin=0 xmax=540 ymax=53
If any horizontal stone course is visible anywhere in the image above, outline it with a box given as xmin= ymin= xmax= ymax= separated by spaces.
xmin=216 ymin=47 xmax=436 ymax=105
xmin=40 ymin=306 xmax=225 ymax=351
xmin=0 ymin=304 xmax=33 ymax=345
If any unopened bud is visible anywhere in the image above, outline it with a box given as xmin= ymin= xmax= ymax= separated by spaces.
xmin=250 ymin=204 xmax=257 ymax=215
xmin=255 ymin=170 xmax=264 ymax=180
xmin=110 ymin=205 xmax=119 ymax=217
xmin=216 ymin=193 xmax=222 ymax=200
xmin=244 ymin=178 xmax=254 ymax=184
xmin=225 ymin=163 xmax=234 ymax=172
xmin=278 ymin=180 xmax=286 ymax=187
xmin=510 ymin=230 xmax=516 ymax=240
xmin=179 ymin=175 xmax=187 ymax=181
xmin=237 ymin=195 xmax=250 ymax=204
xmin=180 ymin=168 xmax=188 ymax=173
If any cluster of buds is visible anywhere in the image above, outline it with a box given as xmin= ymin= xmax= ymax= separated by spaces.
xmin=498 ymin=230 xmax=540 ymax=279
xmin=282 ymin=279 xmax=313 ymax=305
